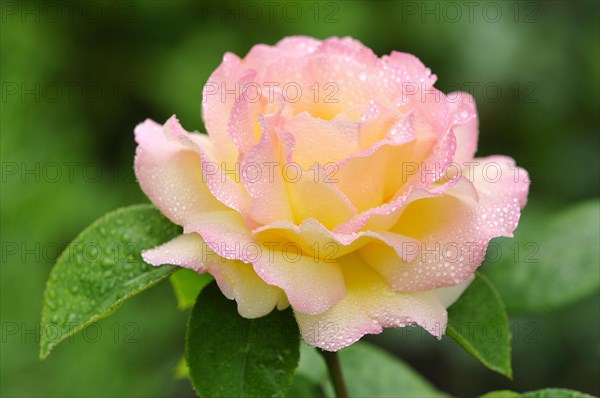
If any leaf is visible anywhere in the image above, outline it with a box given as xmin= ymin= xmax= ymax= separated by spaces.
xmin=286 ymin=374 xmax=325 ymax=398
xmin=40 ymin=204 xmax=181 ymax=360
xmin=519 ymin=389 xmax=595 ymax=398
xmin=484 ymin=200 xmax=600 ymax=313
xmin=296 ymin=343 xmax=328 ymax=386
xmin=285 ymin=343 xmax=328 ymax=397
xmin=446 ymin=273 xmax=512 ymax=378
xmin=174 ymin=356 xmax=189 ymax=380
xmin=480 ymin=391 xmax=521 ymax=398
xmin=292 ymin=342 xmax=445 ymax=398
xmin=481 ymin=388 xmax=595 ymax=398
xmin=333 ymin=342 xmax=446 ymax=397
xmin=170 ymin=268 xmax=213 ymax=310
xmin=186 ymin=282 xmax=300 ymax=398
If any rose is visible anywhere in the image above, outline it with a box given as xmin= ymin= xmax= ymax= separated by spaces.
xmin=134 ymin=36 xmax=529 ymax=351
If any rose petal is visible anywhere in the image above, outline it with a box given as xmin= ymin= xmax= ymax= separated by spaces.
xmin=142 ymin=233 xmax=282 ymax=318
xmin=295 ymin=254 xmax=447 ymax=351
xmin=362 ymin=157 xmax=527 ymax=292
xmin=448 ymin=92 xmax=479 ymax=164
xmin=252 ymin=248 xmax=346 ymax=315
xmin=165 ymin=116 xmax=252 ymax=216
xmin=253 ymin=218 xmax=420 ymax=262
xmin=134 ymin=118 xmax=227 ymax=227
xmin=142 ymin=232 xmax=211 ymax=272
xmin=284 ymin=112 xmax=361 ymax=168
xmin=240 ymin=127 xmax=294 ymax=225
xmin=285 ymin=162 xmax=358 ymax=229
xmin=202 ymin=52 xmax=245 ymax=165
xmin=334 ymin=175 xmax=468 ymax=234
xmin=243 ymin=36 xmax=322 ymax=71
xmin=435 ymin=274 xmax=475 ymax=307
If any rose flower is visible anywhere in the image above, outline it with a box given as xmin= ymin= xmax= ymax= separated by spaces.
xmin=135 ymin=36 xmax=529 ymax=351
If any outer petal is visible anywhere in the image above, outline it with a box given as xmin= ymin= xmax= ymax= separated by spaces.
xmin=295 ymin=254 xmax=447 ymax=351
xmin=243 ymin=36 xmax=321 ymax=71
xmin=469 ymin=155 xmax=530 ymax=217
xmin=202 ymin=52 xmax=244 ymax=165
xmin=165 ymin=116 xmax=252 ymax=216
xmin=134 ymin=118 xmax=227 ymax=227
xmin=435 ymin=274 xmax=475 ymax=307
xmin=385 ymin=51 xmax=437 ymax=92
xmin=361 ymin=178 xmax=483 ymax=292
xmin=173 ymin=210 xmax=347 ymax=316
xmin=363 ymin=156 xmax=528 ymax=292
xmin=142 ymin=232 xmax=210 ymax=272
xmin=449 ymin=92 xmax=479 ymax=164
xmin=210 ymin=257 xmax=284 ymax=318
xmin=142 ymin=233 xmax=282 ymax=318
xmin=253 ymin=249 xmax=346 ymax=315
xmin=184 ymin=210 xmax=257 ymax=262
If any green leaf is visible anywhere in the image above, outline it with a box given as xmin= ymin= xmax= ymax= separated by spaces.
xmin=520 ymin=389 xmax=595 ymax=398
xmin=480 ymin=391 xmax=521 ymax=398
xmin=296 ymin=343 xmax=328 ymax=386
xmin=170 ymin=268 xmax=213 ymax=310
xmin=481 ymin=388 xmax=595 ymax=398
xmin=446 ymin=273 xmax=512 ymax=378
xmin=333 ymin=342 xmax=446 ymax=397
xmin=484 ymin=200 xmax=600 ymax=313
xmin=285 ymin=343 xmax=328 ymax=397
xmin=292 ymin=342 xmax=445 ymax=398
xmin=40 ymin=204 xmax=181 ymax=360
xmin=186 ymin=282 xmax=300 ymax=398
xmin=286 ymin=374 xmax=325 ymax=398
xmin=174 ymin=356 xmax=189 ymax=380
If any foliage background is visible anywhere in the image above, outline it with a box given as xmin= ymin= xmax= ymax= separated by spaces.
xmin=1 ymin=0 xmax=598 ymax=397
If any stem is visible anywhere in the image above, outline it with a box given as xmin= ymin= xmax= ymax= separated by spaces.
xmin=318 ymin=349 xmax=349 ymax=398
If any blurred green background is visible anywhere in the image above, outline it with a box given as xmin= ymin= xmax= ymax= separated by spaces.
xmin=1 ymin=1 xmax=598 ymax=397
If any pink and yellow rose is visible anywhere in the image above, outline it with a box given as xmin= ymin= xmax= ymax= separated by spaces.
xmin=135 ymin=36 xmax=529 ymax=351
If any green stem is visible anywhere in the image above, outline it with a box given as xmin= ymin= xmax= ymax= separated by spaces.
xmin=318 ymin=349 xmax=349 ymax=398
